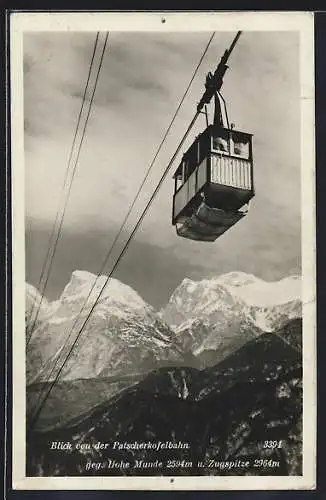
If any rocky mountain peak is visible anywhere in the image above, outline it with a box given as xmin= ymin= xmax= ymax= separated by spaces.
xmin=163 ymin=271 xmax=301 ymax=329
xmin=161 ymin=272 xmax=301 ymax=367
xmin=26 ymin=271 xmax=189 ymax=386
xmin=59 ymin=270 xmax=153 ymax=316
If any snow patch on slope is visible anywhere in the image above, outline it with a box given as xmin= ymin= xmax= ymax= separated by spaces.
xmin=26 ymin=270 xmax=186 ymax=385
xmin=163 ymin=272 xmax=301 ymax=333
xmin=160 ymin=271 xmax=302 ymax=367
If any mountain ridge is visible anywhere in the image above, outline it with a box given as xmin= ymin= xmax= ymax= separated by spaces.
xmin=27 ymin=318 xmax=302 ymax=476
xmin=26 ymin=270 xmax=190 ymax=386
xmin=160 ymin=271 xmax=301 ymax=367
xmin=26 ymin=270 xmax=302 ymax=381
xmin=26 ymin=270 xmax=302 ymax=430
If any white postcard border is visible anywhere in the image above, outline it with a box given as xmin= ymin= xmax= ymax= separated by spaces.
xmin=10 ymin=10 xmax=316 ymax=491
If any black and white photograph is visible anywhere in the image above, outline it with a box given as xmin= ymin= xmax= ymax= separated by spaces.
xmin=10 ymin=11 xmax=316 ymax=490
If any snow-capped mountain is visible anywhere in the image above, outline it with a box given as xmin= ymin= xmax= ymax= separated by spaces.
xmin=161 ymin=271 xmax=301 ymax=366
xmin=26 ymin=270 xmax=188 ymax=385
xmin=26 ymin=270 xmax=302 ymax=431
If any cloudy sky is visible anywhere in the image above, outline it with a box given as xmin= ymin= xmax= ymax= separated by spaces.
xmin=24 ymin=29 xmax=301 ymax=308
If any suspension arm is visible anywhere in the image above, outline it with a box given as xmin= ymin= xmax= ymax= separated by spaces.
xmin=197 ymin=31 xmax=242 ymax=113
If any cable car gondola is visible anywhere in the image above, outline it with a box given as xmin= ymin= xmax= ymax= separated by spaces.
xmin=172 ymin=36 xmax=255 ymax=242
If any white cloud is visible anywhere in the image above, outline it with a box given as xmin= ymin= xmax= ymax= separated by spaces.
xmin=24 ymin=30 xmax=301 ymax=278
